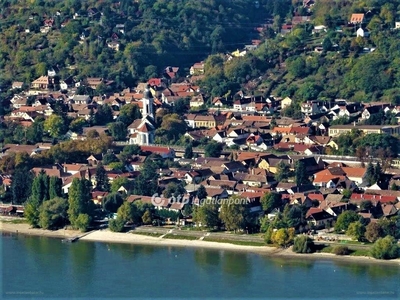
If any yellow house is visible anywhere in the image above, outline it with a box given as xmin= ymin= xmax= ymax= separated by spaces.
xmin=258 ymin=158 xmax=294 ymax=173
xmin=258 ymin=159 xmax=271 ymax=171
xmin=194 ymin=115 xmax=216 ymax=128
xmin=326 ymin=140 xmax=338 ymax=150
xmin=281 ymin=97 xmax=292 ymax=109
xmin=231 ymin=49 xmax=240 ymax=57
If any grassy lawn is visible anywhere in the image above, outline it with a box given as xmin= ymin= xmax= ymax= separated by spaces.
xmin=1 ymin=218 xmax=27 ymax=224
xmin=349 ymin=249 xmax=371 ymax=257
xmin=164 ymin=234 xmax=199 ymax=241
xmin=132 ymin=232 xmax=163 ymax=238
xmin=319 ymin=246 xmax=334 ymax=253
xmin=203 ymin=237 xmax=266 ymax=247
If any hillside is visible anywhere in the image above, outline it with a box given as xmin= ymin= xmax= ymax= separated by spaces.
xmin=0 ymin=0 xmax=268 ymax=88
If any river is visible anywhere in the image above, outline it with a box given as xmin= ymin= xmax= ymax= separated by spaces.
xmin=2 ymin=234 xmax=399 ymax=299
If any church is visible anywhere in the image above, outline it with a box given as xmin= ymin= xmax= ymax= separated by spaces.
xmin=128 ymin=85 xmax=156 ymax=145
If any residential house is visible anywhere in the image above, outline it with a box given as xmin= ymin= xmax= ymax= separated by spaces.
xmin=190 ymin=61 xmax=205 ymax=75
xmin=140 ymin=145 xmax=175 ymax=159
xmin=60 ymin=76 xmax=76 ymax=90
xmin=328 ymin=125 xmax=400 ymax=137
xmin=87 ymin=154 xmax=103 ymax=166
xmin=350 ymin=13 xmax=364 ymax=24
xmin=11 ymin=82 xmax=24 ymax=90
xmin=280 ymin=97 xmax=292 ymax=109
xmin=72 ymin=94 xmax=91 ymax=105
xmin=306 ymin=207 xmax=334 ymax=229
xmin=190 ymin=94 xmax=205 ymax=108
xmin=31 ymin=76 xmax=51 ymax=90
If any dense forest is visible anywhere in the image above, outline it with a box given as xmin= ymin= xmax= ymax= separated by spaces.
xmin=0 ymin=0 xmax=269 ymax=88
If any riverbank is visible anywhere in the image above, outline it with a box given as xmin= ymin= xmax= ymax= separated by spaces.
xmin=0 ymin=222 xmax=80 ymax=239
xmin=2 ymin=222 xmax=400 ymax=265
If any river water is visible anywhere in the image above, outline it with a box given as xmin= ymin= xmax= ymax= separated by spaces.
xmin=2 ymin=234 xmax=399 ymax=299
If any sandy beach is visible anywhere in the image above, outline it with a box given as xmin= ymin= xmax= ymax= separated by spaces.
xmin=0 ymin=222 xmax=80 ymax=239
xmin=2 ymin=221 xmax=400 ymax=265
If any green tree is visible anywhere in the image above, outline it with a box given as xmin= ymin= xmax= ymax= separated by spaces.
xmin=49 ymin=176 xmax=62 ymax=199
xmin=322 ymin=37 xmax=333 ymax=52
xmin=104 ymin=192 xmax=124 ymax=213
xmin=67 ymin=178 xmax=93 ymax=228
xmin=274 ymin=161 xmax=291 ymax=182
xmin=95 ymin=163 xmax=110 ymax=192
xmin=370 ymin=236 xmax=399 ymax=260
xmin=162 ymin=182 xmax=185 ymax=198
xmin=196 ymin=185 xmax=208 ymax=200
xmin=117 ymin=201 xmax=140 ymax=224
xmin=109 ymin=217 xmax=125 ymax=232
xmin=295 ymin=161 xmax=310 ymax=186
xmin=365 ymin=222 xmax=382 ymax=243
xmin=334 ymin=211 xmax=360 ymax=233
xmin=122 ymin=144 xmax=142 ymax=156
xmin=261 ymin=192 xmax=282 ymax=213
xmin=108 ymin=121 xmax=128 ymax=141
xmin=204 ymin=141 xmax=223 ymax=158
xmin=38 ymin=197 xmax=68 ymax=229
xmin=25 ymin=200 xmax=41 ymax=228
xmin=119 ymin=104 xmax=142 ymax=126
xmin=365 ymin=162 xmax=376 ymax=186
xmin=31 ymin=170 xmax=49 ymax=203
xmin=271 ymin=228 xmax=295 ymax=248
xmin=287 ymin=56 xmax=306 ymax=78
xmin=133 ymin=159 xmax=158 ymax=196
xmin=26 ymin=121 xmax=43 ymax=143
xmin=155 ymin=113 xmax=187 ymax=144
xmin=11 ymin=168 xmax=34 ymax=204
xmin=142 ymin=209 xmax=153 ymax=225
xmin=219 ymin=198 xmax=247 ymax=232
xmin=75 ymin=213 xmax=91 ymax=232
xmin=69 ymin=118 xmax=87 ymax=133
xmin=94 ymin=104 xmax=113 ymax=125
xmin=44 ymin=114 xmax=65 ymax=138
xmin=103 ymin=153 xmax=119 ymax=165
xmin=184 ymin=143 xmax=194 ymax=159
xmin=193 ymin=202 xmax=220 ymax=229
xmin=264 ymin=226 xmax=274 ymax=244
xmin=292 ymin=235 xmax=314 ymax=253
xmin=346 ymin=221 xmax=366 ymax=241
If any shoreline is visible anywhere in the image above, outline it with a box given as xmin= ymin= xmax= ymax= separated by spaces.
xmin=2 ymin=222 xmax=400 ymax=265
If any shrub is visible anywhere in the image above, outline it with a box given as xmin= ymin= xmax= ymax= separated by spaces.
xmin=332 ymin=246 xmax=350 ymax=255
xmin=109 ymin=218 xmax=125 ymax=232
xmin=370 ymin=236 xmax=400 ymax=260
xmin=292 ymin=235 xmax=314 ymax=253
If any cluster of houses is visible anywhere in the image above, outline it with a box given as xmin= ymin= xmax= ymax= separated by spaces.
xmin=1 ymin=143 xmax=399 ymax=229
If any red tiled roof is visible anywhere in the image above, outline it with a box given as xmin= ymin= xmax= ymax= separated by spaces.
xmin=350 ymin=193 xmax=397 ymax=204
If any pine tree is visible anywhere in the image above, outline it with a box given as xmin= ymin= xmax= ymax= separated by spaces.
xmin=133 ymin=159 xmax=158 ymax=196
xmin=31 ymin=170 xmax=49 ymax=203
xmin=49 ymin=176 xmax=62 ymax=199
xmin=196 ymin=185 xmax=207 ymax=201
xmin=68 ymin=178 xmax=93 ymax=228
xmin=374 ymin=162 xmax=382 ymax=184
xmin=365 ymin=162 xmax=375 ymax=186
xmin=95 ymin=163 xmax=110 ymax=191
xmin=295 ymin=161 xmax=309 ymax=186
xmin=184 ymin=143 xmax=193 ymax=159
xmin=11 ymin=168 xmax=34 ymax=204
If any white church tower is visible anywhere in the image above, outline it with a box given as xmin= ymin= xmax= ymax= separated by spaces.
xmin=142 ymin=84 xmax=154 ymax=120
xmin=127 ymin=84 xmax=156 ymax=146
